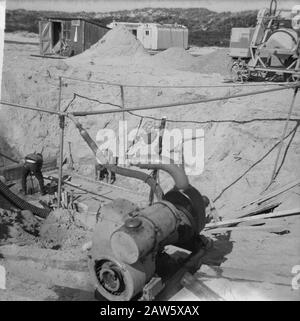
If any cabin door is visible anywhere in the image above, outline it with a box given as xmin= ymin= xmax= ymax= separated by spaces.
xmin=142 ymin=28 xmax=152 ymax=49
xmin=39 ymin=21 xmax=52 ymax=55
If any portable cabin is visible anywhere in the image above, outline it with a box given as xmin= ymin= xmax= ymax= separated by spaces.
xmin=107 ymin=22 xmax=189 ymax=50
xmin=39 ymin=17 xmax=110 ymax=57
xmin=137 ymin=23 xmax=188 ymax=50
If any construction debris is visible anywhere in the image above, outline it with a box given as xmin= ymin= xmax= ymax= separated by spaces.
xmin=205 ymin=208 xmax=300 ymax=230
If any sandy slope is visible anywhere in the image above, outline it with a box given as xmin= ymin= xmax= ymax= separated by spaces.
xmin=1 ymin=27 xmax=299 ymax=214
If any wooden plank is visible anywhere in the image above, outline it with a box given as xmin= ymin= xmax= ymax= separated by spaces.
xmin=238 ymin=200 xmax=281 ymax=218
xmin=205 ymin=208 xmax=300 ymax=230
xmin=157 ymin=243 xmax=209 ymax=300
xmin=168 ymin=287 xmax=202 ymax=301
xmin=198 ymin=265 xmax=291 ymax=287
xmin=181 ymin=272 xmax=224 ymax=301
xmin=30 ymin=54 xmax=66 ymax=59
xmin=204 ymin=224 xmax=285 ymax=234
xmin=241 ymin=179 xmax=300 ymax=209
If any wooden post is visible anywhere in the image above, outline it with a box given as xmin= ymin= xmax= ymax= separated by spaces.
xmin=149 ymin=117 xmax=167 ymax=205
xmin=68 ymin=141 xmax=75 ymax=170
xmin=57 ymin=115 xmax=65 ymax=208
xmin=120 ymin=85 xmax=126 ymax=165
xmin=57 ymin=77 xmax=64 ymax=208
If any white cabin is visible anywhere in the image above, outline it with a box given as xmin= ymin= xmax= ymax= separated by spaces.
xmin=107 ymin=22 xmax=189 ymax=50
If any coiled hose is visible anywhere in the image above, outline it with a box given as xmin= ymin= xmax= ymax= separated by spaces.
xmin=0 ymin=180 xmax=50 ymax=218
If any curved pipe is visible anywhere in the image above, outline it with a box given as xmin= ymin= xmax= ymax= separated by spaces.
xmin=68 ymin=115 xmax=164 ymax=200
xmin=105 ymin=164 xmax=164 ymax=200
xmin=134 ymin=163 xmax=190 ymax=190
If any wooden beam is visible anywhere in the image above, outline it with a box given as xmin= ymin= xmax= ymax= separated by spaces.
xmin=198 ymin=265 xmax=291 ymax=286
xmin=238 ymin=200 xmax=281 ymax=218
xmin=204 ymin=224 xmax=285 ymax=234
xmin=241 ymin=179 xmax=300 ymax=208
xmin=205 ymin=208 xmax=300 ymax=230
xmin=181 ymin=272 xmax=224 ymax=301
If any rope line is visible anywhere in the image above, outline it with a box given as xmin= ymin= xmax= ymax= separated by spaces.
xmin=61 ymin=75 xmax=295 ymax=89
xmin=213 ymin=122 xmax=300 ymax=203
xmin=70 ymin=83 xmax=300 ymax=117
xmin=66 ymin=92 xmax=300 ymax=125
xmin=1 ymin=83 xmax=299 ymax=118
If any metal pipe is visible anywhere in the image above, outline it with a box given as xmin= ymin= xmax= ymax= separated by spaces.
xmin=60 ymin=75 xmax=293 ymax=88
xmin=135 ymin=163 xmax=190 ymax=190
xmin=67 ymin=115 xmax=164 ymax=200
xmin=0 ymin=100 xmax=61 ymax=115
xmin=70 ymin=83 xmax=300 ymax=117
xmin=44 ymin=176 xmax=113 ymax=201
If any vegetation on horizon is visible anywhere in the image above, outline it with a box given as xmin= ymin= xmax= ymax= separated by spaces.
xmin=5 ymin=8 xmax=258 ymax=46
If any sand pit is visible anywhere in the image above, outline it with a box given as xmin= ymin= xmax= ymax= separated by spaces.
xmin=1 ymin=28 xmax=300 ymax=216
xmin=0 ymin=29 xmax=299 ymax=222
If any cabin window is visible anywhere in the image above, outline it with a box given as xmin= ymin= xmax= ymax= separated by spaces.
xmin=145 ymin=30 xmax=150 ymax=36
xmin=63 ymin=21 xmax=71 ymax=40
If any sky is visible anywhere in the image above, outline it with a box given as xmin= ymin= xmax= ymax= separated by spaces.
xmin=5 ymin=0 xmax=300 ymax=13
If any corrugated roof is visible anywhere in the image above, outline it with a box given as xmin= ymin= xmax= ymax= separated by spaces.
xmin=107 ymin=21 xmax=187 ymax=30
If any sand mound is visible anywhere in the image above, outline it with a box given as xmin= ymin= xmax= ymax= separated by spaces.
xmin=40 ymin=209 xmax=91 ymax=250
xmin=150 ymin=47 xmax=197 ymax=70
xmin=195 ymin=49 xmax=231 ymax=75
xmin=68 ymin=26 xmax=149 ymax=65
xmin=145 ymin=47 xmax=230 ymax=74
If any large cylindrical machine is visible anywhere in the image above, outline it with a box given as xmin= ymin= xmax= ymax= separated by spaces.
xmin=68 ymin=115 xmax=207 ymax=300
xmin=88 ymin=165 xmax=206 ymax=301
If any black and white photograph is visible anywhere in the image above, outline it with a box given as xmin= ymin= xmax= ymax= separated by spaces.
xmin=0 ymin=0 xmax=299 ymax=304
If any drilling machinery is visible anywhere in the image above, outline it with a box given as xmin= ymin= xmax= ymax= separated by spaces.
xmin=69 ymin=115 xmax=207 ymax=301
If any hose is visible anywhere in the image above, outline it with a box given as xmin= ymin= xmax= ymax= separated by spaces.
xmin=0 ymin=152 xmax=19 ymax=164
xmin=0 ymin=180 xmax=50 ymax=218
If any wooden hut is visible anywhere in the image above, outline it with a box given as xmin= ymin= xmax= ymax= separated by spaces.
xmin=39 ymin=17 xmax=110 ymax=57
